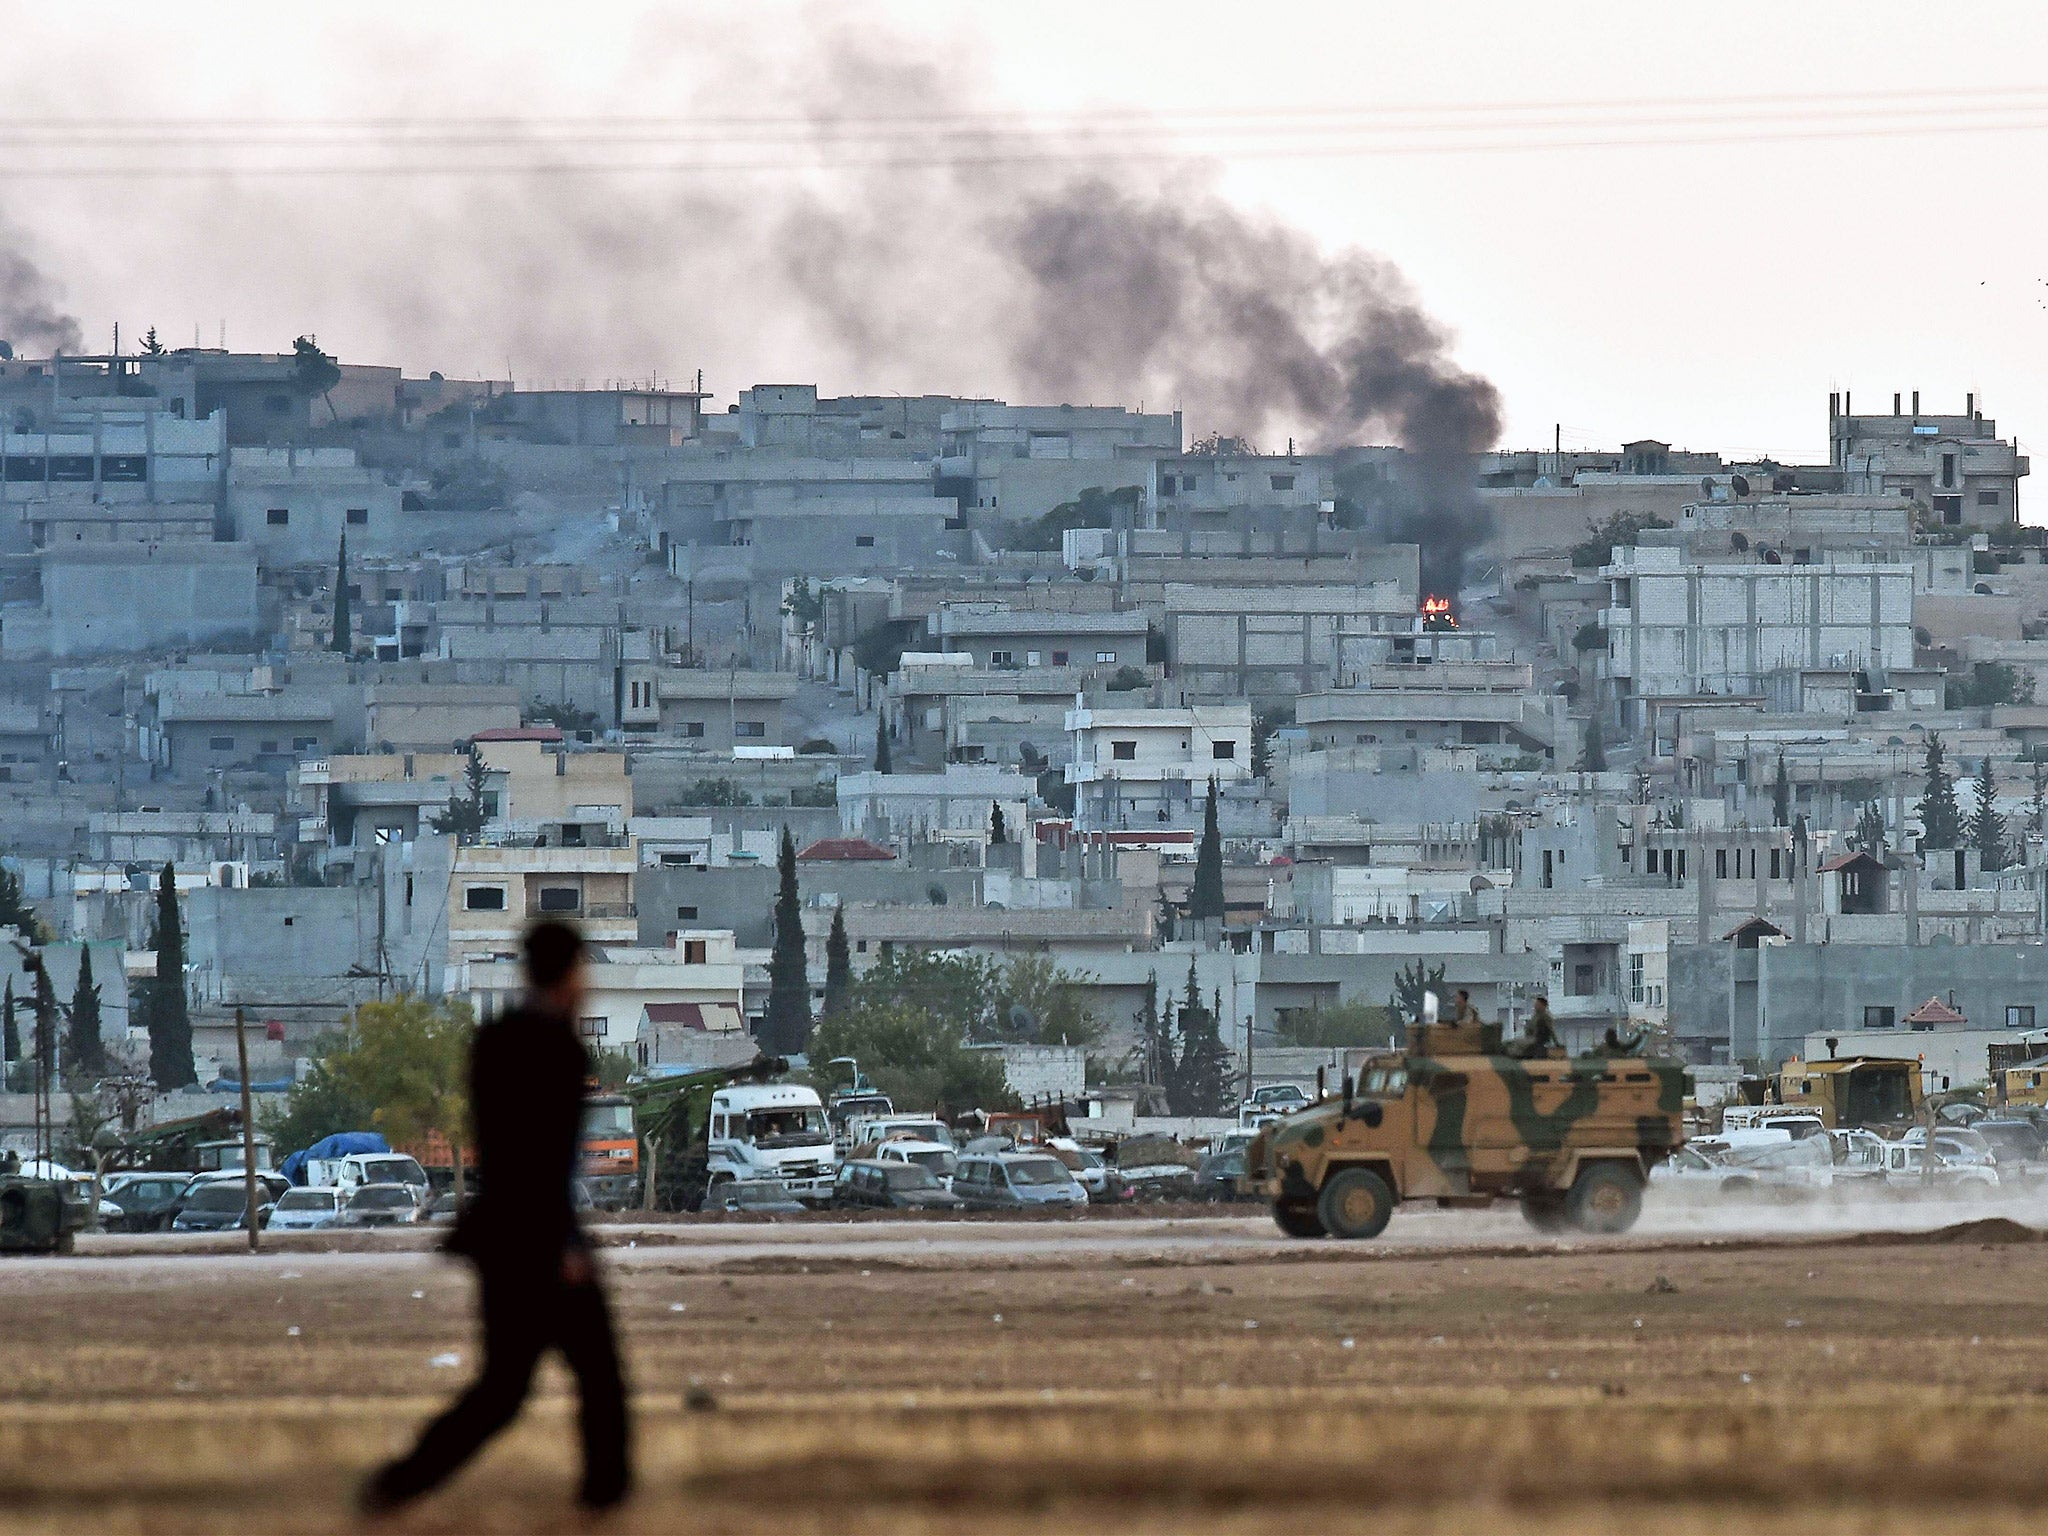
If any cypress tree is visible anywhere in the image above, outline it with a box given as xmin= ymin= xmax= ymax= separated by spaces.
xmin=1969 ymin=758 xmax=2009 ymax=873
xmin=68 ymin=944 xmax=104 ymax=1077
xmin=1189 ymin=778 xmax=1225 ymax=923
xmin=823 ymin=904 xmax=851 ymax=1017
xmin=1771 ymin=753 xmax=1790 ymax=826
xmin=761 ymin=829 xmax=811 ymax=1055
xmin=147 ymin=862 xmax=196 ymax=1089
xmin=1918 ymin=734 xmax=1961 ymax=850
xmin=1 ymin=977 xmax=14 ymax=1069
xmin=989 ymin=801 xmax=1008 ymax=845
xmin=874 ymin=717 xmax=892 ymax=775
xmin=31 ymin=959 xmax=55 ymax=1081
xmin=331 ymin=532 xmax=351 ymax=654
xmin=1580 ymin=714 xmax=1607 ymax=773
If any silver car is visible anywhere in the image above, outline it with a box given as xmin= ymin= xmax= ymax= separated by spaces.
xmin=267 ymin=1186 xmax=345 ymax=1231
xmin=952 ymin=1152 xmax=1088 ymax=1211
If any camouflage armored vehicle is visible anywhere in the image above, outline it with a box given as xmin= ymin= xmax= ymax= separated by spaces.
xmin=0 ymin=1160 xmax=83 ymax=1255
xmin=1244 ymin=1017 xmax=1689 ymax=1239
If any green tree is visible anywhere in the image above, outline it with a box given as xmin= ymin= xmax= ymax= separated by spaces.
xmin=1136 ymin=971 xmax=1167 ymax=1089
xmin=807 ymin=1000 xmax=1014 ymax=1118
xmin=823 ymin=904 xmax=851 ymax=1017
xmin=67 ymin=945 xmax=104 ymax=1078
xmin=31 ymin=960 xmax=55 ymax=1082
xmin=761 ymin=828 xmax=811 ymax=1055
xmin=258 ymin=1034 xmax=378 ymax=1160
xmin=431 ymin=745 xmax=491 ymax=841
xmin=1854 ymin=800 xmax=1887 ymax=856
xmin=330 ymin=532 xmax=351 ymax=654
xmin=989 ymin=801 xmax=1008 ymax=845
xmin=320 ymin=996 xmax=478 ymax=1195
xmin=1 ymin=978 xmax=15 ymax=1071
xmin=1189 ymin=777 xmax=1225 ymax=923
xmin=1274 ymin=1001 xmax=1398 ymax=1049
xmin=0 ymin=860 xmax=46 ymax=942
xmin=1919 ymin=734 xmax=1962 ymax=850
xmin=874 ymin=717 xmax=892 ymax=774
xmin=1946 ymin=661 xmax=2035 ymax=709
xmin=1772 ymin=753 xmax=1791 ymax=826
xmin=1169 ymin=959 xmax=1233 ymax=1116
xmin=1580 ymin=715 xmax=1607 ymax=773
xmin=1969 ymin=758 xmax=2009 ymax=873
xmin=291 ymin=334 xmax=342 ymax=421
xmin=145 ymin=863 xmax=195 ymax=1090
xmin=1390 ymin=958 xmax=1448 ymax=1024
xmin=852 ymin=620 xmax=912 ymax=680
xmin=1570 ymin=510 xmax=1673 ymax=569
xmin=138 ymin=325 xmax=165 ymax=356
xmin=2030 ymin=759 xmax=2048 ymax=838
xmin=992 ymin=953 xmax=1101 ymax=1048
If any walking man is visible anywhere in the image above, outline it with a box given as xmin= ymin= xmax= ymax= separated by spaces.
xmin=364 ymin=919 xmax=631 ymax=1514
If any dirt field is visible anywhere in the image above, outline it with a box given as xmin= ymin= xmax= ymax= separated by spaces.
xmin=5 ymin=1201 xmax=2048 ymax=1533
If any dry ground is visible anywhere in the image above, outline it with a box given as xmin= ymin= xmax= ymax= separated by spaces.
xmin=4 ymin=1206 xmax=2048 ymax=1533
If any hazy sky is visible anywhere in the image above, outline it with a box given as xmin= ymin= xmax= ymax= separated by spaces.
xmin=4 ymin=1 xmax=2046 ymax=465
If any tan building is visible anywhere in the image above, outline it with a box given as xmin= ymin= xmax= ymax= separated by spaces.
xmin=446 ymin=840 xmax=638 ymax=986
xmin=461 ymin=931 xmax=744 ymax=1055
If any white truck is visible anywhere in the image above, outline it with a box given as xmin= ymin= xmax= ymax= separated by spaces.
xmin=707 ymin=1082 xmax=839 ymax=1203
xmin=300 ymin=1151 xmax=431 ymax=1198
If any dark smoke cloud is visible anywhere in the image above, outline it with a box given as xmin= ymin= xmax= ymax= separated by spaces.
xmin=0 ymin=215 xmax=84 ymax=356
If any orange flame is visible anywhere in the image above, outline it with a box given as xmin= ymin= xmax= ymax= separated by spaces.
xmin=1421 ymin=595 xmax=1452 ymax=615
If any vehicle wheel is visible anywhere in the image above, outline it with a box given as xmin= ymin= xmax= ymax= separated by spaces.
xmin=1316 ymin=1167 xmax=1395 ymax=1241
xmin=55 ymin=1227 xmax=75 ymax=1255
xmin=1272 ymin=1201 xmax=1326 ymax=1239
xmin=1519 ymin=1193 xmax=1570 ymax=1233
xmin=1566 ymin=1163 xmax=1643 ymax=1235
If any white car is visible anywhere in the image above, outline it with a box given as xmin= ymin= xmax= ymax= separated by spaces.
xmin=266 ymin=1186 xmax=345 ymax=1231
xmin=1045 ymin=1136 xmax=1115 ymax=1201
xmin=1880 ymin=1141 xmax=1999 ymax=1193
xmin=874 ymin=1137 xmax=959 ymax=1189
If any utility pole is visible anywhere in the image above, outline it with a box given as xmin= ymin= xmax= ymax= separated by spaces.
xmin=235 ymin=1007 xmax=260 ymax=1252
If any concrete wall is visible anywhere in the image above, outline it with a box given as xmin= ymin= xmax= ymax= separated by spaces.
xmin=36 ymin=544 xmax=262 ymax=659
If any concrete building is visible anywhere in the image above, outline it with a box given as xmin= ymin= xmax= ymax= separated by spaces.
xmin=1828 ymin=390 xmax=2026 ymax=528
xmin=446 ymin=837 xmax=638 ymax=987
xmin=461 ymin=932 xmax=745 ymax=1055
xmin=223 ymin=446 xmax=403 ymax=562
xmin=618 ymin=666 xmax=799 ymax=750
xmin=1149 ymin=451 xmax=1335 ymax=521
xmin=5 ymin=543 xmax=262 ymax=660
xmin=938 ymin=402 xmax=1181 ymax=522
xmin=837 ymin=766 xmax=1034 ymax=843
xmin=0 ymin=404 xmax=226 ymax=547
xmin=492 ymin=385 xmax=706 ymax=447
xmin=1295 ymin=689 xmax=1566 ymax=763
xmin=1065 ymin=701 xmax=1253 ymax=829
xmin=362 ymin=684 xmax=522 ymax=752
xmin=1161 ymin=581 xmax=1418 ymax=700
xmin=1599 ymin=545 xmax=1915 ymax=728
xmin=928 ymin=605 xmax=1149 ymax=672
xmin=156 ymin=693 xmax=335 ymax=778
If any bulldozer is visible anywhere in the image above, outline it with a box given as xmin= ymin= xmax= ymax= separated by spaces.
xmin=625 ymin=1055 xmax=789 ymax=1212
xmin=1245 ymin=1008 xmax=1689 ymax=1240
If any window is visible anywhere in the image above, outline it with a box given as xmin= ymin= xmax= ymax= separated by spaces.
xmin=2008 ymin=1006 xmax=2036 ymax=1030
xmin=1715 ymin=849 xmax=1728 ymax=879
xmin=464 ymin=885 xmax=507 ymax=912
xmin=292 ymin=736 xmax=317 ymax=751
xmin=684 ymin=939 xmax=707 ymax=964
xmin=208 ymin=735 xmax=235 ymax=751
xmin=1160 ymin=475 xmax=1176 ymax=494
xmin=1026 ymin=651 xmax=1042 ymax=668
xmin=1096 ymin=650 xmax=1116 ymax=663
xmin=670 ymin=720 xmax=702 ymax=739
xmin=1269 ymin=474 xmax=1295 ymax=491
xmin=735 ymin=720 xmax=765 ymax=739
xmin=1111 ymin=740 xmax=1136 ymax=760
xmin=1934 ymin=494 xmax=1963 ymax=524
xmin=1769 ymin=848 xmax=1782 ymax=881
xmin=1940 ymin=451 xmax=1957 ymax=489
xmin=579 ymin=1017 xmax=606 ymax=1040
xmin=346 ymin=507 xmax=368 ymax=526
xmin=676 ymin=905 xmax=698 ymax=920
xmin=990 ymin=650 xmax=1016 ymax=668
xmin=1978 ymin=490 xmax=2002 ymax=507
xmin=1628 ymin=953 xmax=1645 ymax=1004
xmin=259 ymin=739 xmax=279 ymax=755
xmin=1864 ymin=1005 xmax=1895 ymax=1029
xmin=537 ymin=886 xmax=581 ymax=913
xmin=854 ymin=535 xmax=875 ymax=548
xmin=1212 ymin=741 xmax=1236 ymax=760
xmin=266 ymin=508 xmax=289 ymax=526
xmin=1051 ymin=650 xmax=1069 ymax=666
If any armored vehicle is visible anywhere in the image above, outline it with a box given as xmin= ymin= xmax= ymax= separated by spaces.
xmin=0 ymin=1157 xmax=86 ymax=1255
xmin=1244 ymin=1016 xmax=1689 ymax=1239
xmin=1773 ymin=1055 xmax=1921 ymax=1130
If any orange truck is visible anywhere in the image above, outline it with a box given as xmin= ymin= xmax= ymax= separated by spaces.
xmin=580 ymin=1094 xmax=641 ymax=1209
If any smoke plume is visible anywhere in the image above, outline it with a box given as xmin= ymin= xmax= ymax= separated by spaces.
xmin=0 ymin=215 xmax=84 ymax=356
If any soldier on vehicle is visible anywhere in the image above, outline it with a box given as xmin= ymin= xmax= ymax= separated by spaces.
xmin=1451 ymin=989 xmax=1481 ymax=1026
xmin=1510 ymin=994 xmax=1561 ymax=1058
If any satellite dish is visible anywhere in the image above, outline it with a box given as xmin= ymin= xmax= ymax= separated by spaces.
xmin=1732 ymin=473 xmax=1751 ymax=497
xmin=1009 ymin=1004 xmax=1039 ymax=1038
xmin=1700 ymin=477 xmax=1716 ymax=496
xmin=1730 ymin=532 xmax=1750 ymax=552
xmin=1762 ymin=548 xmax=1782 ymax=564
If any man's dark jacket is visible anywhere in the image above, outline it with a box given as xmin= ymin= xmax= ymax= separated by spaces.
xmin=449 ymin=1002 xmax=590 ymax=1269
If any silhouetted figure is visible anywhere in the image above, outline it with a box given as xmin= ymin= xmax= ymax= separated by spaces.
xmin=1510 ymin=995 xmax=1562 ymax=1058
xmin=363 ymin=920 xmax=630 ymax=1514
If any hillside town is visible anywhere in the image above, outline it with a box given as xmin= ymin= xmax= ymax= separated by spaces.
xmin=0 ymin=340 xmax=2042 ymax=1167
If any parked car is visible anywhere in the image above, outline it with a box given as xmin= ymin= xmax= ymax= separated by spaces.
xmin=1110 ymin=1135 xmax=1198 ymax=1201
xmin=339 ymin=1182 xmax=422 ymax=1228
xmin=424 ymin=1191 xmax=465 ymax=1226
xmin=101 ymin=1172 xmax=191 ymax=1232
xmin=1245 ymin=1083 xmax=1311 ymax=1114
xmin=171 ymin=1180 xmax=273 ymax=1232
xmin=1193 ymin=1149 xmax=1248 ymax=1201
xmin=1879 ymin=1141 xmax=2000 ymax=1193
xmin=1971 ymin=1119 xmax=2046 ymax=1171
xmin=705 ymin=1179 xmax=808 ymax=1215
xmin=1715 ymin=1134 xmax=1836 ymax=1198
xmin=266 ymin=1186 xmax=345 ymax=1232
xmin=1046 ymin=1137 xmax=1125 ymax=1202
xmin=952 ymin=1152 xmax=1088 ymax=1212
xmin=832 ymin=1159 xmax=964 ymax=1212
xmin=873 ymin=1137 xmax=959 ymax=1189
